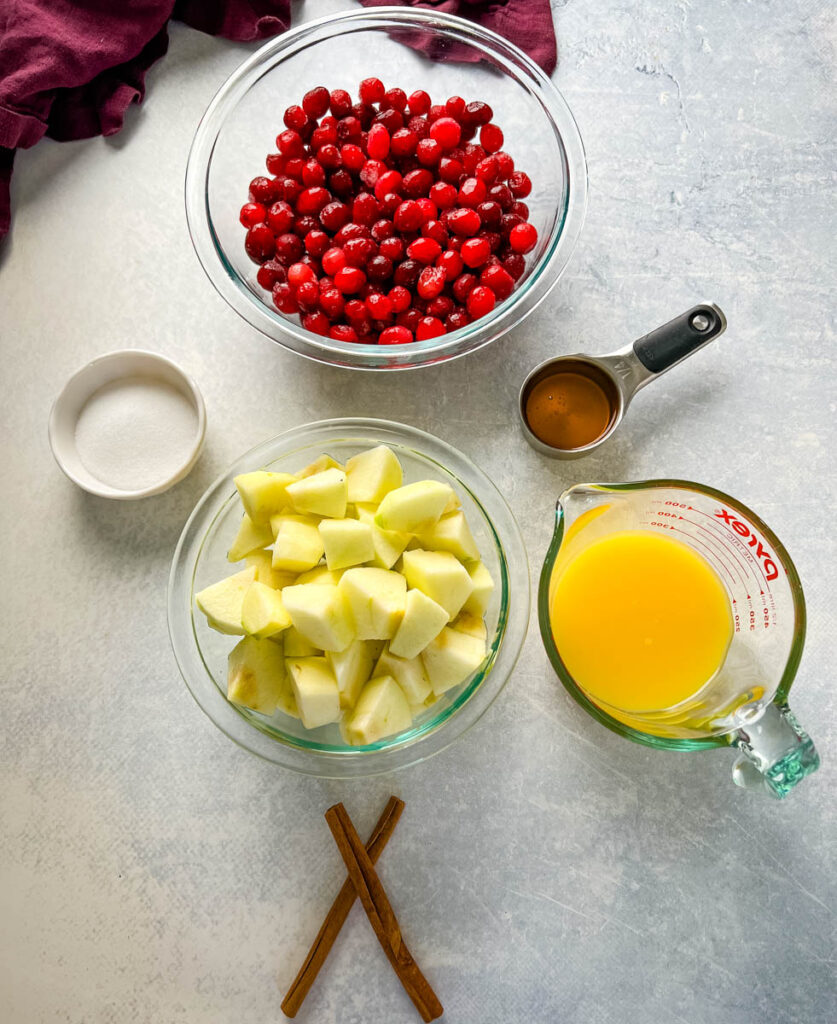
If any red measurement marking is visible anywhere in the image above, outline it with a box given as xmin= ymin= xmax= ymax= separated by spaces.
xmin=686 ymin=505 xmax=772 ymax=592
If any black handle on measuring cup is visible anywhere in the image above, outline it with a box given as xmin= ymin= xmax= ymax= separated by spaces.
xmin=633 ymin=303 xmax=727 ymax=375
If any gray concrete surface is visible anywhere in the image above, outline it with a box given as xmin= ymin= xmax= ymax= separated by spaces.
xmin=1 ymin=1 xmax=834 ymax=1021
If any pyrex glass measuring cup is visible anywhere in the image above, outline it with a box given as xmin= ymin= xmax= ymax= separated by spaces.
xmin=539 ymin=480 xmax=820 ymax=797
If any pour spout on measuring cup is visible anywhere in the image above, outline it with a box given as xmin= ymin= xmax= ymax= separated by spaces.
xmin=731 ymin=702 xmax=820 ymax=798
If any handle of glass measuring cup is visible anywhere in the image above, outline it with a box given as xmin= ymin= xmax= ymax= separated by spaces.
xmin=730 ymin=703 xmax=820 ymax=798
xmin=633 ymin=303 xmax=727 ymax=376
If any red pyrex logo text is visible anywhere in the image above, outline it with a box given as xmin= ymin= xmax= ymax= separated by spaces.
xmin=715 ymin=508 xmax=779 ymax=582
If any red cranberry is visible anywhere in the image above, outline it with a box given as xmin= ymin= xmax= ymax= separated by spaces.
xmin=353 ymin=103 xmax=376 ymax=129
xmin=379 ymin=236 xmax=405 ymax=261
xmin=422 ymin=219 xmax=448 ymax=246
xmin=495 ymin=151 xmax=515 ymax=178
xmin=256 ymin=259 xmax=286 ymax=289
xmin=295 ymin=281 xmax=320 ymax=312
xmin=458 ymin=177 xmax=487 ymax=208
xmin=416 ymin=266 xmax=446 ymax=299
xmin=293 ymin=214 xmax=319 ymax=238
xmin=297 ymin=186 xmax=331 ymax=214
xmin=240 ymin=202 xmax=266 ymax=227
xmin=402 ymin=168 xmax=434 ymax=197
xmin=265 ymin=153 xmax=285 ymax=176
xmin=427 ymin=104 xmax=446 ymax=122
xmin=429 ymin=117 xmax=461 ymax=150
xmin=384 ymin=87 xmax=408 ymax=112
xmin=302 ymin=159 xmax=326 ymax=187
xmin=249 ymin=176 xmax=278 ymax=204
xmin=337 ymin=116 xmax=362 ymax=143
xmin=447 ymin=207 xmax=482 ymax=236
xmin=427 ymin=181 xmax=456 ymax=210
xmin=475 ymin=156 xmax=499 ymax=183
xmin=329 ymin=169 xmax=355 ymax=198
xmin=344 ymin=298 xmax=367 ymax=321
xmin=462 ymin=101 xmax=493 ymax=126
xmin=407 ymin=115 xmax=430 ymax=140
xmin=480 ymin=123 xmax=504 ymax=153
xmin=352 ymin=192 xmax=380 ymax=226
xmin=359 ymin=77 xmax=385 ymax=104
xmin=305 ymin=230 xmax=330 ymax=257
xmin=509 ymin=221 xmax=538 ymax=253
xmin=480 ymin=264 xmax=515 ymax=300
xmin=335 ymin=222 xmax=371 ymax=245
xmin=416 ymin=197 xmax=437 ymax=223
xmin=366 ymin=254 xmax=394 ymax=282
xmin=396 ymin=308 xmax=422 ymax=332
xmin=344 ymin=237 xmax=377 ymax=267
xmin=281 ymin=178 xmax=303 ymax=204
xmin=283 ymin=105 xmax=309 ymax=132
xmin=341 ymin=144 xmax=365 ymax=172
xmin=390 ymin=129 xmax=418 ymax=158
xmin=509 ymin=171 xmax=532 ymax=198
xmin=330 ymin=89 xmax=352 ymax=117
xmin=416 ymin=139 xmax=443 ymax=167
xmin=488 ymin=183 xmax=513 ymax=210
xmin=416 ymin=316 xmax=446 ymax=341
xmin=374 ymin=108 xmax=404 ymax=134
xmin=272 ymin=282 xmax=298 ymax=313
xmin=359 ymin=159 xmax=386 ymax=188
xmin=379 ymin=325 xmax=413 ymax=345
xmin=371 ymin=218 xmax=395 ymax=242
xmin=407 ymin=90 xmax=431 ymax=115
xmin=452 ymin=272 xmax=477 ymax=302
xmin=479 ymin=229 xmax=502 ymax=253
xmin=302 ymin=311 xmax=330 ymax=335
xmin=511 ymin=200 xmax=529 ymax=220
xmin=394 ymin=200 xmax=423 ymax=232
xmin=245 ymin=223 xmax=275 ymax=262
xmin=437 ymin=157 xmax=463 ymax=184
xmin=466 ymin=284 xmax=495 ymax=317
xmin=366 ymin=293 xmax=393 ymax=319
xmin=445 ymin=96 xmax=466 ymax=120
xmin=446 ymin=309 xmax=470 ymax=331
xmin=274 ymin=232 xmax=304 ymax=265
xmin=437 ymin=249 xmax=464 ymax=281
xmin=317 ymin=144 xmax=342 ymax=170
xmin=374 ymin=170 xmax=402 ymax=201
xmin=380 ymin=192 xmax=402 ymax=217
xmin=319 ymin=201 xmax=351 ymax=232
xmin=367 ymin=124 xmax=390 ymax=160
xmin=322 ymin=247 xmax=347 ymax=275
xmin=302 ymin=86 xmax=330 ymax=119
xmin=277 ymin=130 xmax=304 ymax=158
xmin=287 ymin=261 xmax=316 ymax=286
xmin=460 ymin=237 xmax=491 ymax=268
xmin=393 ymin=258 xmax=422 ymax=287
xmin=334 ymin=266 xmax=367 ymax=293
xmin=310 ymin=124 xmax=337 ymax=151
xmin=407 ymin=237 xmax=442 ymax=263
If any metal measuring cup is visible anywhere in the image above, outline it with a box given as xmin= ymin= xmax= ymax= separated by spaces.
xmin=518 ymin=303 xmax=727 ymax=459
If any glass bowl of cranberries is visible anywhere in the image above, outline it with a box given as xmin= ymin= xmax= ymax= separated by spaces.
xmin=185 ymin=7 xmax=586 ymax=369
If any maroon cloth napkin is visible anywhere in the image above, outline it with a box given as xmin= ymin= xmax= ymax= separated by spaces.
xmin=0 ymin=0 xmax=556 ymax=243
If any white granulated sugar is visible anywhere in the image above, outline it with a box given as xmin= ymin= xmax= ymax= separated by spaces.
xmin=74 ymin=376 xmax=198 ymax=490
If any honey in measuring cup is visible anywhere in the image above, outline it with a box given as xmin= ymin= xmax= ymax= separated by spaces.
xmin=550 ymin=530 xmax=735 ymax=723
xmin=523 ymin=361 xmax=617 ymax=451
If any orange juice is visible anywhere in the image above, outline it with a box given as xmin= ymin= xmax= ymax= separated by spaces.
xmin=550 ymin=531 xmax=733 ymax=713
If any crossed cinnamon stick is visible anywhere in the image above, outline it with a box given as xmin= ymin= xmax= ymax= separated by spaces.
xmin=282 ymin=797 xmax=443 ymax=1021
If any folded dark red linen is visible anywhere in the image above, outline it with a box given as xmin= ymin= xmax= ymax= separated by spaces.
xmin=0 ymin=0 xmax=556 ymax=243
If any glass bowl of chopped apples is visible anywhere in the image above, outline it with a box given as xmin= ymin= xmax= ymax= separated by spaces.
xmin=168 ymin=418 xmax=529 ymax=776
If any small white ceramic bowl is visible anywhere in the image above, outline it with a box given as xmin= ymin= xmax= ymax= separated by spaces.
xmin=49 ymin=350 xmax=206 ymax=499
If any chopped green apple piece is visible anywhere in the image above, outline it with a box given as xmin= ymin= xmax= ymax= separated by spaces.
xmin=227 ymin=514 xmax=274 ymax=563
xmin=344 ymin=675 xmax=413 ymax=745
xmin=420 ymin=627 xmax=487 ymax=693
xmin=298 ymin=454 xmax=344 ymax=478
xmin=401 ymin=549 xmax=474 ymax=620
xmin=462 ymin=561 xmax=495 ymax=615
xmin=417 ymin=510 xmax=479 ymax=563
xmin=286 ymin=468 xmax=347 ymax=519
xmin=295 ymin=564 xmax=344 ymax=586
xmin=345 ymin=445 xmax=403 ymax=504
xmin=244 ymin=549 xmax=296 ymax=589
xmin=195 ymin=566 xmax=257 ymax=635
xmin=271 ymin=515 xmax=324 ymax=572
xmin=356 ymin=504 xmax=411 ymax=569
xmin=284 ymin=626 xmax=320 ymax=658
xmin=234 ymin=471 xmax=295 ymax=525
xmin=241 ymin=581 xmax=292 ymax=638
xmin=319 ymin=518 xmax=375 ymax=570
xmin=227 ymin=635 xmax=287 ymax=714
xmin=451 ymin=611 xmax=488 ymax=642
xmin=281 ymin=584 xmax=354 ymax=652
xmin=375 ymin=647 xmax=432 ymax=705
xmin=286 ymin=657 xmax=341 ymax=728
xmin=338 ymin=568 xmax=407 ymax=639
xmin=326 ymin=639 xmax=375 ymax=709
xmin=389 ymin=589 xmax=449 ymax=660
xmin=375 ymin=480 xmax=454 ymax=533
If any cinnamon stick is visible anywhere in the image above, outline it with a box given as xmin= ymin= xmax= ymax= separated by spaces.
xmin=281 ymin=796 xmax=404 ymax=1018
xmin=325 ymin=802 xmax=444 ymax=1023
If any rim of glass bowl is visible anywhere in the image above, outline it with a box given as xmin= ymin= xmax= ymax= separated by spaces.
xmin=167 ymin=418 xmax=530 ymax=776
xmin=184 ymin=7 xmax=588 ymax=371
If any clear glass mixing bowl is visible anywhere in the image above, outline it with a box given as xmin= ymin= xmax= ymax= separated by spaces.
xmin=185 ymin=7 xmax=587 ymax=369
xmin=167 ymin=419 xmax=530 ymax=776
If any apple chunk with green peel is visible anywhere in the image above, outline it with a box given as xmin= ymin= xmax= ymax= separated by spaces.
xmin=234 ymin=471 xmax=295 ymax=525
xmin=338 ymin=568 xmax=407 ymax=639
xmin=195 ymin=566 xmax=256 ymax=635
xmin=401 ymin=549 xmax=474 ymax=620
xmin=227 ymin=635 xmax=289 ymax=714
xmin=281 ymin=583 xmax=354 ymax=652
xmin=389 ymin=589 xmax=449 ymax=660
xmin=286 ymin=467 xmax=347 ymax=519
xmin=375 ymin=480 xmax=454 ymax=533
xmin=355 ymin=504 xmax=410 ymax=569
xmin=421 ymin=626 xmax=487 ymax=693
xmin=241 ymin=581 xmax=292 ymax=639
xmin=346 ymin=445 xmax=403 ymax=504
xmin=344 ymin=675 xmax=413 ymax=745
xmin=319 ymin=518 xmax=375 ymax=570
xmin=286 ymin=657 xmax=341 ymax=729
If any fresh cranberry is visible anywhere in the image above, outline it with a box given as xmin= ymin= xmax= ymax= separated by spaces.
xmin=337 ymin=116 xmax=362 ymax=143
xmin=416 ymin=139 xmax=443 ymax=167
xmin=474 ymin=201 xmax=502 ymax=229
xmin=509 ymin=221 xmax=538 ymax=253
xmin=296 ymin=186 xmax=331 ymax=214
xmin=366 ymin=254 xmax=394 ymax=282
xmin=379 ymin=325 xmax=413 ymax=345
xmin=302 ymin=159 xmax=326 ymax=187
xmin=402 ymin=168 xmax=434 ymax=197
xmin=240 ymin=202 xmax=266 ymax=227
xmin=334 ymin=266 xmax=367 ymax=293
xmin=371 ymin=218 xmax=395 ymax=242
xmin=393 ymin=259 xmax=422 ymax=287
xmin=429 ymin=117 xmax=461 ymax=150
xmin=479 ymin=264 xmax=515 ymax=300
xmin=329 ymin=323 xmax=359 ymax=342
xmin=379 ymin=236 xmax=405 ymax=261
xmin=329 ymin=89 xmax=352 ymax=117
xmin=488 ymin=183 xmax=513 ymax=210
xmin=280 ymin=178 xmax=303 ymax=204
xmin=265 ymin=153 xmax=285 ymax=176
xmin=427 ymin=104 xmax=446 ymax=122
xmin=509 ymin=171 xmax=532 ymax=198
xmin=277 ymin=130 xmax=304 ymax=158
xmin=445 ymin=96 xmax=466 ymax=120
xmin=408 ymin=115 xmax=430 ymax=139
xmin=386 ymin=285 xmax=411 ymax=312
xmin=447 ymin=207 xmax=482 ymax=236
xmin=416 ymin=266 xmax=446 ymax=299
xmin=374 ymin=170 xmax=403 ymax=201
xmin=446 ymin=309 xmax=470 ymax=331
xmin=458 ymin=177 xmax=487 ymax=208
xmin=374 ymin=108 xmax=404 ymax=134
xmin=295 ymin=281 xmax=320 ymax=312
xmin=310 ymin=124 xmax=338 ymax=151
xmin=352 ymin=192 xmax=380 ymax=226
xmin=283 ymin=105 xmax=309 ymax=132
xmin=335 ymin=222 xmax=371 ymax=245
xmin=245 ymin=223 xmax=275 ymax=262
xmin=477 ymin=122 xmax=503 ymax=153
xmin=329 ymin=169 xmax=354 ymax=198
xmin=425 ymin=295 xmax=454 ymax=320
xmin=495 ymin=151 xmax=515 ymax=178
xmin=479 ymin=229 xmax=502 ymax=253
xmin=341 ymin=144 xmax=366 ymax=172
xmin=256 ymin=259 xmax=286 ymax=289
xmin=287 ymin=262 xmax=316 ymax=287
xmin=396 ymin=308 xmax=422 ymax=332
xmin=384 ymin=87 xmax=408 ymax=111
xmin=249 ymin=176 xmax=278 ymax=204
xmin=422 ymin=219 xmax=448 ymax=246
xmin=366 ymin=293 xmax=393 ymax=319
xmin=466 ymin=284 xmax=495 ymax=317
xmin=379 ymin=192 xmax=402 ymax=217
xmin=437 ymin=249 xmax=464 ymax=281
xmin=462 ymin=101 xmax=493 ymax=126
xmin=344 ymin=237 xmax=377 ymax=267
xmin=322 ymin=247 xmax=347 ymax=276
xmin=304 ymin=230 xmax=329 ymax=257
xmin=452 ymin=272 xmax=477 ymax=302
xmin=273 ymin=232 xmax=304 ymax=265
xmin=320 ymin=287 xmax=345 ymax=319
xmin=272 ymin=282 xmax=298 ymax=313
xmin=317 ymin=144 xmax=342 ymax=170
xmin=407 ymin=237 xmax=442 ymax=263
xmin=393 ymin=200 xmax=423 ymax=232
xmin=499 ymin=213 xmax=524 ymax=238
xmin=511 ymin=200 xmax=529 ymax=220
xmin=302 ymin=311 xmax=330 ymax=335
xmin=460 ymin=237 xmax=491 ymax=268
xmin=359 ymin=159 xmax=386 ymax=188
xmin=407 ymin=89 xmax=430 ymax=115
xmin=475 ymin=156 xmax=499 ymax=183
xmin=359 ymin=77 xmax=385 ymax=104
xmin=390 ymin=129 xmax=417 ymax=158
xmin=302 ymin=86 xmax=330 ymax=119
xmin=416 ymin=316 xmax=446 ymax=341
xmin=367 ymin=124 xmax=390 ymax=160
xmin=319 ymin=201 xmax=351 ymax=232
